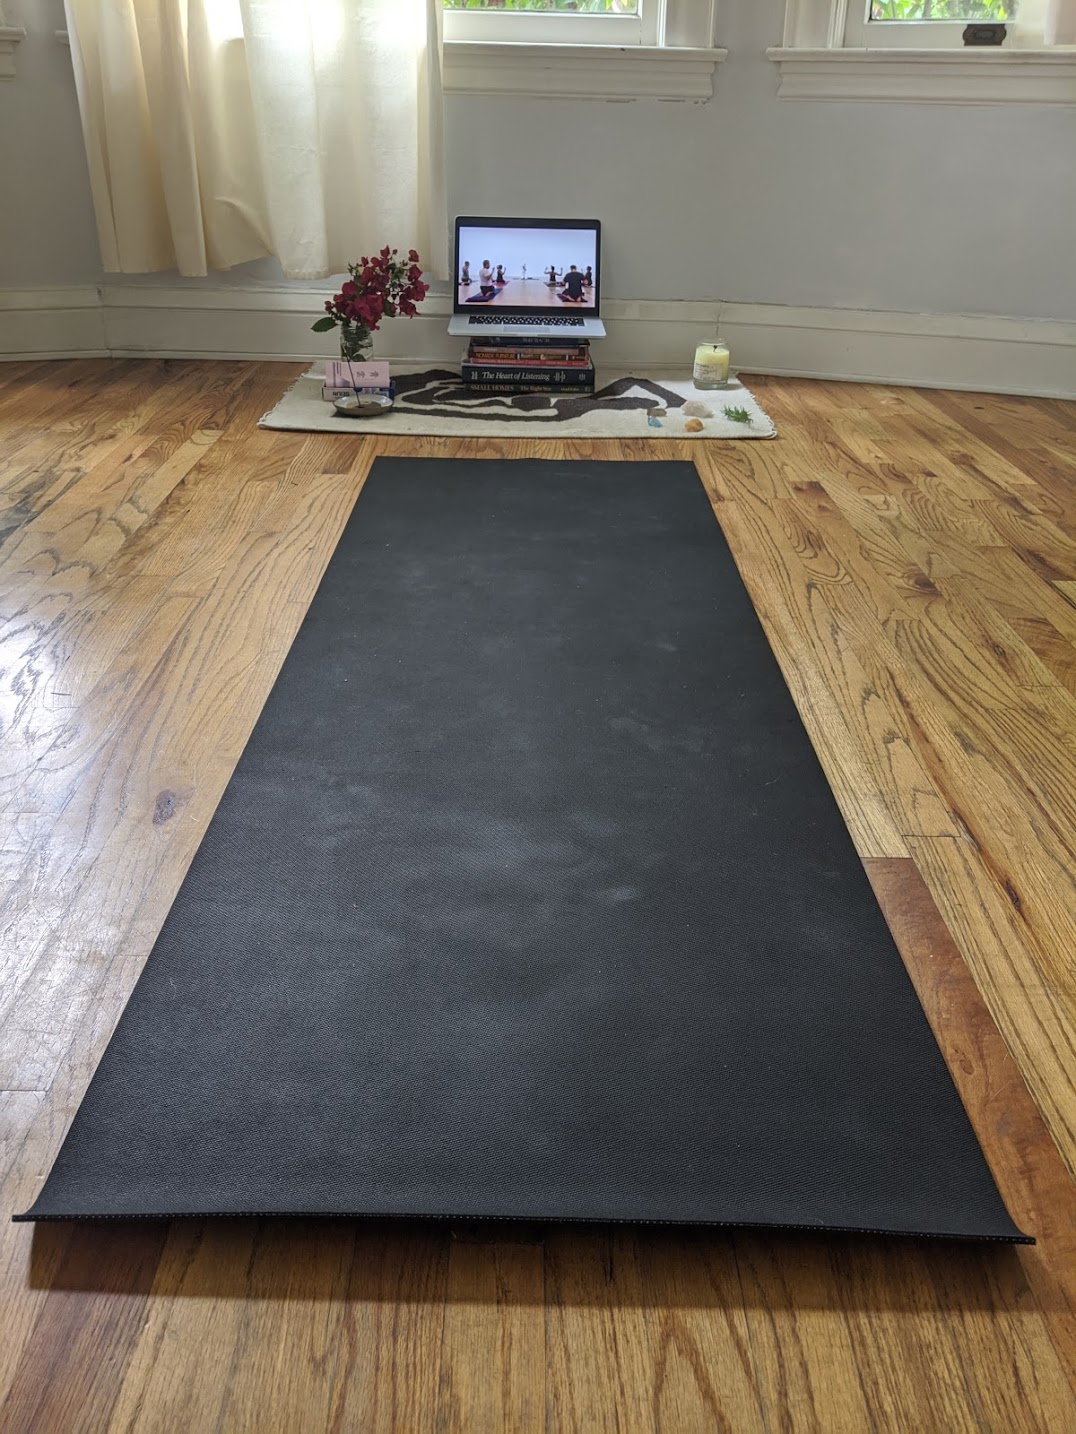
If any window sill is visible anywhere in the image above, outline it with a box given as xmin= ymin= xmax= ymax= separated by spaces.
xmin=767 ymin=46 xmax=1076 ymax=104
xmin=444 ymin=41 xmax=727 ymax=102
xmin=0 ymin=24 xmax=26 ymax=77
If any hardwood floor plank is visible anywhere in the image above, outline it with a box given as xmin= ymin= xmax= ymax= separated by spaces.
xmin=104 ymin=1221 xmax=266 ymax=1433
xmin=437 ymin=1233 xmax=545 ymax=1434
xmin=330 ymin=1225 xmax=450 ymax=1432
xmin=0 ymin=1222 xmax=169 ymax=1434
xmin=904 ymin=834 xmax=1076 ymax=1177
xmin=102 ymin=1220 xmax=450 ymax=1434
xmin=0 ymin=363 xmax=197 ymax=514
xmin=545 ymin=1230 xmax=682 ymax=1434
xmin=630 ymin=1231 xmax=766 ymax=1433
xmin=0 ymin=368 xmax=263 ymax=614
xmin=0 ymin=1091 xmax=73 ymax=1406
xmin=866 ymin=859 xmax=1076 ymax=1380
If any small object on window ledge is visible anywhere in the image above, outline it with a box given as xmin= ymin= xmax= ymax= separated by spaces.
xmin=963 ymin=23 xmax=1006 ymax=46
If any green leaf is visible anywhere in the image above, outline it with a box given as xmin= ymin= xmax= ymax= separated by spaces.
xmin=311 ymin=316 xmax=337 ymax=332
xmin=722 ymin=406 xmax=752 ymax=425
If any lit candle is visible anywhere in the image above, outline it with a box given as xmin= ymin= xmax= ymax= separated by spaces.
xmin=693 ymin=340 xmax=730 ymax=389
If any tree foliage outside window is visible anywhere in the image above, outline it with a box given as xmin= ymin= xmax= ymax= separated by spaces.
xmin=869 ymin=1 xmax=1017 ymax=17
xmin=444 ymin=1 xmax=639 ymax=13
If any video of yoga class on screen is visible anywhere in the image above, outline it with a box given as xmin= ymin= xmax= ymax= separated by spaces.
xmin=457 ymin=225 xmax=598 ymax=310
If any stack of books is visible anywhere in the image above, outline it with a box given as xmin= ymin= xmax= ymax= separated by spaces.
xmin=461 ymin=336 xmax=594 ymax=396
xmin=322 ymin=359 xmax=395 ymax=404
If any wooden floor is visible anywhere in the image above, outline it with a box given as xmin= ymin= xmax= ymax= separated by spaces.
xmin=2 ymin=359 xmax=1076 ymax=1432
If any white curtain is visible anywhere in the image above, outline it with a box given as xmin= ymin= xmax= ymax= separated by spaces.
xmin=63 ymin=0 xmax=447 ymax=279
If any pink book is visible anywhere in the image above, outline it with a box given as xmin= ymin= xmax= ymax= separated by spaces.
xmin=326 ymin=360 xmax=390 ymax=388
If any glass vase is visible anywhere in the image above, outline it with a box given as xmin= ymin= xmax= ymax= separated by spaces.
xmin=339 ymin=322 xmax=373 ymax=365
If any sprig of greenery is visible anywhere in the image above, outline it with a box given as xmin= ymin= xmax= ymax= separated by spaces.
xmin=723 ymin=406 xmax=752 ymax=426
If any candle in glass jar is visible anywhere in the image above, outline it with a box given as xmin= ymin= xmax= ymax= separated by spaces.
xmin=693 ymin=340 xmax=730 ymax=389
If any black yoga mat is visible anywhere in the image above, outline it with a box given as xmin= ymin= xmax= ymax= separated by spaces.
xmin=19 ymin=459 xmax=1027 ymax=1240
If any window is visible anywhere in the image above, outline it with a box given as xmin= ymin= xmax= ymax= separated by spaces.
xmin=441 ymin=0 xmax=726 ymax=101
xmin=443 ymin=0 xmax=655 ymax=47
xmin=770 ymin=0 xmax=1076 ymax=102
xmin=846 ymin=0 xmax=1021 ymax=47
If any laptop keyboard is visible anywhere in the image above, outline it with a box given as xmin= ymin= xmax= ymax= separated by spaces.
xmin=467 ymin=314 xmax=585 ymax=327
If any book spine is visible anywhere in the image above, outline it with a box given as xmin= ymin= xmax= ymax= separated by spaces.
xmin=463 ymin=382 xmax=595 ymax=396
xmin=472 ymin=336 xmax=590 ymax=350
xmin=467 ymin=351 xmax=590 ymax=365
xmin=462 ymin=365 xmax=594 ymax=386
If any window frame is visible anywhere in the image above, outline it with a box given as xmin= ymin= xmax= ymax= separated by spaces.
xmin=844 ymin=1 xmax=1023 ymax=48
xmin=847 ymin=15 xmax=982 ymax=49
xmin=442 ymin=0 xmax=728 ymax=102
xmin=769 ymin=0 xmax=1076 ymax=102
xmin=443 ymin=2 xmax=656 ymax=49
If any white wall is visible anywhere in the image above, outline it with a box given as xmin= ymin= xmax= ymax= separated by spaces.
xmin=1 ymin=0 xmax=1073 ymax=360
xmin=0 ymin=0 xmax=99 ymax=286
xmin=445 ymin=3 xmax=1075 ymax=322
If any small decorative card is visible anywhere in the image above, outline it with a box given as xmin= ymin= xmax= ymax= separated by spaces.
xmin=325 ymin=360 xmax=390 ymax=389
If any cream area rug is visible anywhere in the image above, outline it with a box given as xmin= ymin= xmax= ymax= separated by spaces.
xmin=259 ymin=368 xmax=777 ymax=440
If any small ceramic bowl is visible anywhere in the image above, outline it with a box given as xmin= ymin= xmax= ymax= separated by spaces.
xmin=333 ymin=393 xmax=394 ymax=419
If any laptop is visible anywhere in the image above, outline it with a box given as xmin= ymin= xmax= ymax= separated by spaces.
xmin=447 ymin=216 xmax=606 ymax=339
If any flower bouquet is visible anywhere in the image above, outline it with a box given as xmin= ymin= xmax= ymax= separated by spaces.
xmin=312 ymin=247 xmax=430 ymax=362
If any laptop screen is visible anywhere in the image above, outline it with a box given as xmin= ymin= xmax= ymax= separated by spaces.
xmin=454 ymin=217 xmax=601 ymax=317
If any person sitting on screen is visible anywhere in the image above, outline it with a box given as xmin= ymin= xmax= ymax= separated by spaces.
xmin=479 ymin=260 xmax=496 ymax=296
xmin=495 ymin=264 xmax=506 ymax=285
xmin=460 ymin=261 xmax=471 ymax=286
xmin=558 ymin=265 xmax=587 ymax=304
xmin=584 ymin=265 xmax=593 ymax=288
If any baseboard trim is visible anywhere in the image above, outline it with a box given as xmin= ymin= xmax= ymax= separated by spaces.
xmin=0 ymin=286 xmax=108 ymax=358
xmin=2 ymin=286 xmax=1073 ymax=398
xmin=718 ymin=302 xmax=1076 ymax=400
